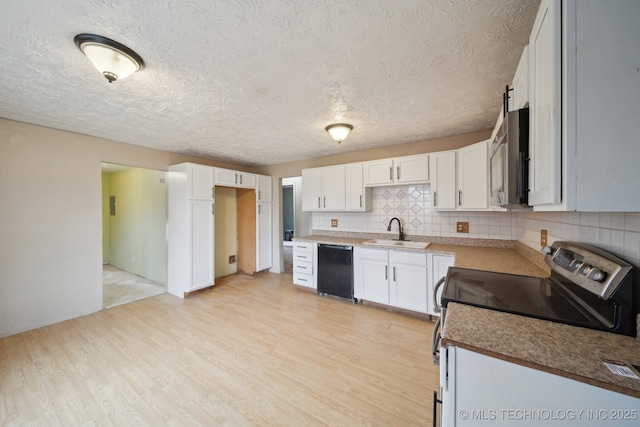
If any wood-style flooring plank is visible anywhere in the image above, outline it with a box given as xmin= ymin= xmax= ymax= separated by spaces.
xmin=0 ymin=272 xmax=439 ymax=426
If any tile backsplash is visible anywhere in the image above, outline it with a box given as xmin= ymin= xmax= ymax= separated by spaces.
xmin=312 ymin=184 xmax=640 ymax=267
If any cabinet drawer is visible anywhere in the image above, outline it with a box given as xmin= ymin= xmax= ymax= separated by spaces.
xmin=293 ymin=251 xmax=313 ymax=262
xmin=356 ymin=247 xmax=388 ymax=262
xmin=293 ymin=260 xmax=313 ymax=274
xmin=293 ymin=272 xmax=314 ymax=288
xmin=292 ymin=242 xmax=313 ymax=253
xmin=389 ymin=250 xmax=427 ymax=266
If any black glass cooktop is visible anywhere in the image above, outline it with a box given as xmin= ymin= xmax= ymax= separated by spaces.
xmin=441 ymin=267 xmax=615 ymax=330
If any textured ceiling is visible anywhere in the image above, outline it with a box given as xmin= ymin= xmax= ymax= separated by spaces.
xmin=0 ymin=0 xmax=539 ymax=167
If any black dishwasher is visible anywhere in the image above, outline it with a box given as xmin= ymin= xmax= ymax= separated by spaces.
xmin=317 ymin=244 xmax=354 ymax=301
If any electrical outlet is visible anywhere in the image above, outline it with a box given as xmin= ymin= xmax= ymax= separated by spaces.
xmin=331 ymin=219 xmax=338 ymax=228
xmin=229 ymin=255 xmax=237 ymax=264
xmin=541 ymin=229 xmax=547 ymax=246
xmin=456 ymin=222 xmax=469 ymax=233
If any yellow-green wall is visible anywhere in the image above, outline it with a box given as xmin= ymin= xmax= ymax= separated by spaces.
xmin=103 ymin=167 xmax=167 ymax=284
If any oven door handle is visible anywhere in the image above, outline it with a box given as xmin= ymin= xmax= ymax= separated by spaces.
xmin=431 ymin=316 xmax=442 ymax=364
xmin=433 ymin=276 xmax=446 ymax=313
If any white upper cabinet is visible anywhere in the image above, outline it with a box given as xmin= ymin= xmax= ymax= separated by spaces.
xmin=301 ymin=165 xmax=346 ymax=211
xmin=528 ymin=0 xmax=562 ymax=207
xmin=512 ymin=45 xmax=529 ymax=110
xmin=322 ymin=166 xmax=346 ymax=210
xmin=430 ymin=140 xmax=489 ymax=211
xmin=256 ymin=174 xmax=272 ymax=202
xmin=431 ymin=150 xmax=457 ymax=210
xmin=527 ymin=0 xmax=639 ymax=211
xmin=457 ymin=140 xmax=489 ymax=210
xmin=363 ymin=154 xmax=429 ymax=186
xmin=187 ymin=163 xmax=214 ymax=200
xmin=215 ymin=168 xmax=256 ymax=189
xmin=345 ymin=163 xmax=372 ymax=211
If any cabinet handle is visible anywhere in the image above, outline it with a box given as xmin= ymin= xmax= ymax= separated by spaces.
xmin=359 ymin=195 xmax=362 ymax=208
xmin=393 ymin=266 xmax=396 ymax=282
xmin=385 ymin=265 xmax=388 ymax=280
xmin=240 ymin=174 xmax=243 ymax=185
xmin=323 ymin=197 xmax=326 ymax=208
xmin=434 ymin=191 xmax=437 ymax=207
xmin=212 ymin=188 xmax=215 ymax=199
xmin=235 ymin=173 xmax=238 ymax=184
xmin=397 ymin=166 xmax=400 ymax=180
xmin=389 ymin=167 xmax=393 ymax=181
xmin=318 ymin=197 xmax=321 ymax=208
xmin=458 ymin=190 xmax=462 ymax=206
xmin=212 ymin=204 xmax=215 ymax=215
xmin=258 ymin=205 xmax=261 ymax=214
xmin=258 ymin=190 xmax=261 ymax=200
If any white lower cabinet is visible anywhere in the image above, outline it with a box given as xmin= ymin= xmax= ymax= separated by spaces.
xmin=389 ymin=250 xmax=428 ymax=312
xmin=440 ymin=345 xmax=640 ymax=426
xmin=256 ymin=201 xmax=272 ymax=272
xmin=428 ymin=254 xmax=455 ymax=315
xmin=292 ymin=241 xmax=316 ymax=289
xmin=354 ymin=247 xmax=389 ymax=304
xmin=355 ymin=247 xmax=428 ymax=313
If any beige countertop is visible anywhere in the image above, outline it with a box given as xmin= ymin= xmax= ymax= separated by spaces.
xmin=293 ymin=234 xmax=549 ymax=278
xmin=442 ymin=303 xmax=640 ymax=399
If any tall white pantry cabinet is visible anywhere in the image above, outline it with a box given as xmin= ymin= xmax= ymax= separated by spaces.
xmin=167 ymin=163 xmax=215 ymax=297
xmin=168 ymin=162 xmax=273 ymax=298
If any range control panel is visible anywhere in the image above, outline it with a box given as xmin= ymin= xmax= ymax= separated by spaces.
xmin=543 ymin=241 xmax=632 ymax=300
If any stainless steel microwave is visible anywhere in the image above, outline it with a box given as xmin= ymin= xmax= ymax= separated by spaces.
xmin=489 ymin=108 xmax=530 ymax=209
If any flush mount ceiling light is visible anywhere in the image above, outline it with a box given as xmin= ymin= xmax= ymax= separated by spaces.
xmin=325 ymin=123 xmax=353 ymax=144
xmin=74 ymin=34 xmax=145 ymax=83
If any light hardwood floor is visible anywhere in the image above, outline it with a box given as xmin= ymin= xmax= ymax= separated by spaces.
xmin=1 ymin=272 xmax=440 ymax=426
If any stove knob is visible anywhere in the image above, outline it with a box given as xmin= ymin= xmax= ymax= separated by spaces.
xmin=587 ymin=268 xmax=605 ymax=282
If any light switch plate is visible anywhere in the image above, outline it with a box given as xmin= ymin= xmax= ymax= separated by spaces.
xmin=331 ymin=219 xmax=338 ymax=227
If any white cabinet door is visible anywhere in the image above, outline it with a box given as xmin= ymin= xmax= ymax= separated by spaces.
xmin=190 ymin=200 xmax=214 ymax=290
xmin=256 ymin=202 xmax=272 ymax=272
xmin=431 ymin=151 xmax=457 ymax=209
xmin=395 ymin=154 xmax=429 ymax=184
xmin=389 ymin=250 xmax=428 ymax=313
xmin=354 ymin=247 xmax=389 ymax=304
xmin=322 ymin=165 xmax=346 ymax=210
xmin=346 ymin=163 xmax=370 ymax=211
xmin=188 ymin=163 xmax=214 ymax=200
xmin=215 ymin=168 xmax=255 ymax=189
xmin=301 ymin=168 xmax=322 ymax=211
xmin=363 ymin=159 xmax=394 ymax=186
xmin=428 ymin=254 xmax=454 ymax=314
xmin=528 ymin=0 xmax=562 ymax=206
xmin=512 ymin=45 xmax=529 ymax=110
xmin=256 ymin=174 xmax=272 ymax=202
xmin=443 ymin=346 xmax=640 ymax=426
xmin=457 ymin=140 xmax=489 ymax=210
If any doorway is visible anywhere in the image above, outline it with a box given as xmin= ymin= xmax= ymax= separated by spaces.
xmin=101 ymin=163 xmax=167 ymax=308
xmin=281 ymin=177 xmax=312 ymax=274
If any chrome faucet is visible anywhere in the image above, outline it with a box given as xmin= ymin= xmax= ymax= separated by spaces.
xmin=387 ymin=217 xmax=404 ymax=241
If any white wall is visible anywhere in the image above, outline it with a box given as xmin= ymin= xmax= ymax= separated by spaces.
xmin=0 ymin=118 xmax=254 ymax=337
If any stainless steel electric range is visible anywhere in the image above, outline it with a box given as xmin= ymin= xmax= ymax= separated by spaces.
xmin=432 ymin=241 xmax=635 ymax=363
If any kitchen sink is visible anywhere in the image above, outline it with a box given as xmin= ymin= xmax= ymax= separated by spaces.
xmin=362 ymin=239 xmax=430 ymax=249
